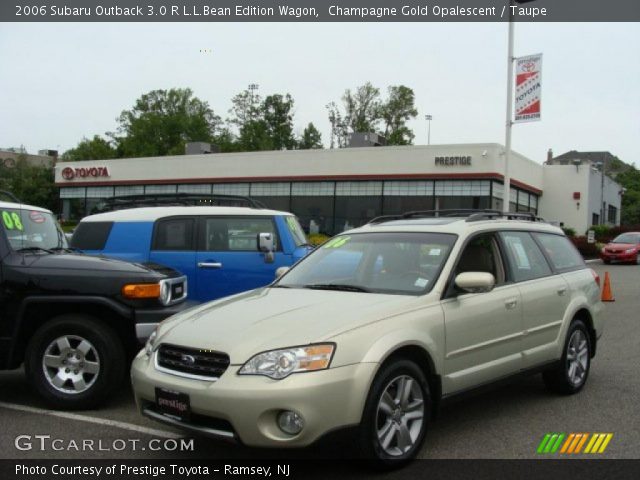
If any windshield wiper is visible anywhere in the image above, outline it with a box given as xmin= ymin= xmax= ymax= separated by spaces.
xmin=16 ymin=246 xmax=55 ymax=254
xmin=303 ymin=283 xmax=371 ymax=293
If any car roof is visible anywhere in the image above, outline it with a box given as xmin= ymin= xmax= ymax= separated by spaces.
xmin=0 ymin=200 xmax=52 ymax=214
xmin=347 ymin=217 xmax=565 ymax=236
xmin=80 ymin=206 xmax=292 ymax=223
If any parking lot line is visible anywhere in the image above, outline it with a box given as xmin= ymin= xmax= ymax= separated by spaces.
xmin=0 ymin=401 xmax=181 ymax=439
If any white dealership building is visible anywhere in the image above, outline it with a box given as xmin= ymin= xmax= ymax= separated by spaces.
xmin=54 ymin=143 xmax=622 ymax=235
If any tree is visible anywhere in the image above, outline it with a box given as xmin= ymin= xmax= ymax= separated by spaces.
xmin=616 ymin=166 xmax=640 ymax=225
xmin=61 ymin=135 xmax=116 ymax=161
xmin=327 ymin=82 xmax=418 ymax=147
xmin=111 ymin=88 xmax=222 ymax=157
xmin=0 ymin=156 xmax=57 ymax=211
xmin=298 ymin=123 xmax=323 ymax=149
xmin=262 ymin=94 xmax=296 ymax=150
xmin=380 ymin=85 xmax=418 ymax=145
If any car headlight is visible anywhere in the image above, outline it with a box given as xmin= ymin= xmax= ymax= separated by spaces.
xmin=238 ymin=344 xmax=335 ymax=379
xmin=625 ymin=248 xmax=636 ymax=254
xmin=144 ymin=329 xmax=158 ymax=356
xmin=159 ymin=280 xmax=171 ymax=306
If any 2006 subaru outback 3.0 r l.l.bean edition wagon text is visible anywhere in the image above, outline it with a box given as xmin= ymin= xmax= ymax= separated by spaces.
xmin=131 ymin=210 xmax=604 ymax=465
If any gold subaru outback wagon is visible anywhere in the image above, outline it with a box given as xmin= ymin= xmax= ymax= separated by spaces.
xmin=131 ymin=212 xmax=604 ymax=464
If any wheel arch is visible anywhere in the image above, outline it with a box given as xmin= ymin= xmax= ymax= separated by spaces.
xmin=9 ymin=297 xmax=135 ymax=368
xmin=573 ymin=307 xmax=597 ymax=358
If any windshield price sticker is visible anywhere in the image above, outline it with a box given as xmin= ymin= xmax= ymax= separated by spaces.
xmin=323 ymin=236 xmax=351 ymax=249
xmin=2 ymin=211 xmax=24 ymax=231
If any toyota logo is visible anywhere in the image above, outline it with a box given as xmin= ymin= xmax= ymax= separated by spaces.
xmin=522 ymin=61 xmax=536 ymax=72
xmin=61 ymin=167 xmax=75 ymax=180
xmin=181 ymin=354 xmax=196 ymax=365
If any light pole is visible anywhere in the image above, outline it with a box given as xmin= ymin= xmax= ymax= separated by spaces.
xmin=425 ymin=115 xmax=432 ymax=145
xmin=502 ymin=0 xmax=537 ymax=214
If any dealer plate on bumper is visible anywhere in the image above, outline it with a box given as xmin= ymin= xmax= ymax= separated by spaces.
xmin=155 ymin=387 xmax=191 ymax=422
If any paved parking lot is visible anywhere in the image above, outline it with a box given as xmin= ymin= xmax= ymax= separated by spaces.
xmin=1 ymin=262 xmax=638 ymax=460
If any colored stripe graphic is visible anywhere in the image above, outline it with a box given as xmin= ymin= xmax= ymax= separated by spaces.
xmin=539 ymin=433 xmax=613 ymax=454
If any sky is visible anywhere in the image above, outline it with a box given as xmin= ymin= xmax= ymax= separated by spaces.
xmin=0 ymin=22 xmax=638 ymax=166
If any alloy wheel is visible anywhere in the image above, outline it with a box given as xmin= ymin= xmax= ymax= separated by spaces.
xmin=376 ymin=375 xmax=425 ymax=456
xmin=42 ymin=335 xmax=101 ymax=394
xmin=566 ymin=330 xmax=589 ymax=387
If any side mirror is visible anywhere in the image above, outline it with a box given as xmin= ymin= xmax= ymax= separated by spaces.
xmin=257 ymin=232 xmax=275 ymax=264
xmin=454 ymin=272 xmax=495 ymax=294
xmin=275 ymin=266 xmax=290 ymax=279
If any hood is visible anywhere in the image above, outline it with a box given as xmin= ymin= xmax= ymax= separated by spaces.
xmin=156 ymin=287 xmax=416 ymax=364
xmin=19 ymin=252 xmax=168 ymax=275
xmin=605 ymin=243 xmax=637 ymax=250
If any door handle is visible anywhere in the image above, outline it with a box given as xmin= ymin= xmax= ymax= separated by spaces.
xmin=198 ymin=262 xmax=222 ymax=269
xmin=504 ymin=298 xmax=518 ymax=310
xmin=557 ymin=287 xmax=567 ymax=296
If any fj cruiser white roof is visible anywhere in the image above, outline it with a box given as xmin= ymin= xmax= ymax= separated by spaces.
xmin=80 ymin=206 xmax=292 ymax=223
xmin=0 ymin=200 xmax=51 ymax=214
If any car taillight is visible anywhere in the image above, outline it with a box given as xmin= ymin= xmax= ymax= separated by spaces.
xmin=590 ymin=269 xmax=600 ymax=287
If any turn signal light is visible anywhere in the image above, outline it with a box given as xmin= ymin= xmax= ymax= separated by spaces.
xmin=122 ymin=283 xmax=161 ymax=299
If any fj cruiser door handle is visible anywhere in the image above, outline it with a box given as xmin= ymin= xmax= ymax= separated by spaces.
xmin=557 ymin=287 xmax=567 ymax=296
xmin=198 ymin=262 xmax=223 ymax=269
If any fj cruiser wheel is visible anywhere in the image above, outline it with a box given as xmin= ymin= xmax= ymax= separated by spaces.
xmin=25 ymin=314 xmax=126 ymax=410
xmin=542 ymin=319 xmax=591 ymax=395
xmin=358 ymin=359 xmax=430 ymax=466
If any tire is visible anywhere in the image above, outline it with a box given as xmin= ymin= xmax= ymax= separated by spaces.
xmin=25 ymin=314 xmax=126 ymax=410
xmin=358 ymin=359 xmax=430 ymax=467
xmin=542 ymin=319 xmax=591 ymax=395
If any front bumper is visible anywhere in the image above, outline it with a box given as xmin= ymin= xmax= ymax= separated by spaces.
xmin=131 ymin=350 xmax=377 ymax=448
xmin=134 ymin=300 xmax=199 ymax=342
xmin=600 ymin=251 xmax=637 ymax=263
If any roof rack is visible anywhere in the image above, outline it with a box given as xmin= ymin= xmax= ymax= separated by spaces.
xmin=367 ymin=209 xmax=545 ymax=225
xmin=95 ymin=193 xmax=267 ymax=213
xmin=0 ymin=190 xmax=21 ymax=203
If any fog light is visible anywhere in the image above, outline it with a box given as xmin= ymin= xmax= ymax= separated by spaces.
xmin=277 ymin=410 xmax=304 ymax=435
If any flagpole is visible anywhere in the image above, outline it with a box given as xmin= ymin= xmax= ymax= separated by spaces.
xmin=503 ymin=0 xmax=515 ymax=214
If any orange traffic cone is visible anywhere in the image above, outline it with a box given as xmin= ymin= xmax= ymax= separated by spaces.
xmin=601 ymin=272 xmax=615 ymax=302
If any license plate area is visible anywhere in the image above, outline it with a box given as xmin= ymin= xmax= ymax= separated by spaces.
xmin=155 ymin=387 xmax=191 ymax=421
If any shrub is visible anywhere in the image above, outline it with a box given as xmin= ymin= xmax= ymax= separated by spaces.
xmin=561 ymin=227 xmax=576 ymax=238
xmin=307 ymin=233 xmax=331 ymax=247
xmin=571 ymin=236 xmax=601 ymax=259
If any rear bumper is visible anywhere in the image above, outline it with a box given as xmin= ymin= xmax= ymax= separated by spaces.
xmin=134 ymin=300 xmax=199 ymax=342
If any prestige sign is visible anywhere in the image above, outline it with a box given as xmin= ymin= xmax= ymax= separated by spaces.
xmin=61 ymin=166 xmax=110 ymax=181
xmin=435 ymin=156 xmax=472 ymax=166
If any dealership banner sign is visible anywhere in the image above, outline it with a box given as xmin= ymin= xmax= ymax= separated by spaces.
xmin=514 ymin=53 xmax=543 ymax=123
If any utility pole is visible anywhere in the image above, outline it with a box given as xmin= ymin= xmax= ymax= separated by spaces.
xmin=503 ymin=1 xmax=515 ymax=214
xmin=425 ymin=115 xmax=432 ymax=145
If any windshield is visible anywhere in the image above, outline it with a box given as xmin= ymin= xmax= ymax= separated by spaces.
xmin=284 ymin=216 xmax=309 ymax=247
xmin=276 ymin=232 xmax=456 ymax=295
xmin=612 ymin=233 xmax=640 ymax=244
xmin=1 ymin=207 xmax=68 ymax=251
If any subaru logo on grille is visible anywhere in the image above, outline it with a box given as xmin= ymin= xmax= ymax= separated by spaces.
xmin=181 ymin=354 xmax=196 ymax=365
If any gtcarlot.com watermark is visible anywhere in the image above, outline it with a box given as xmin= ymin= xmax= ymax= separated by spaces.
xmin=14 ymin=434 xmax=194 ymax=452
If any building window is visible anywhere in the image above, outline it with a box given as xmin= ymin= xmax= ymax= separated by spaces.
xmin=115 ymin=185 xmax=144 ymax=196
xmin=291 ymin=182 xmax=334 ymax=196
xmin=145 ymin=184 xmax=177 ymax=195
xmin=335 ymin=196 xmax=381 ymax=232
xmin=178 ymin=184 xmax=212 ymax=194
xmin=60 ymin=187 xmax=86 ymax=199
xmin=336 ymin=181 xmax=383 ymax=196
xmin=213 ymin=183 xmax=250 ymax=196
xmin=86 ymin=187 xmax=114 ymax=198
xmin=250 ymin=182 xmax=291 ymax=196
xmin=384 ymin=181 xmax=433 ymax=196
xmin=434 ymin=180 xmax=490 ymax=196
xmin=592 ymin=213 xmax=600 ymax=226
xmin=291 ymin=196 xmax=334 ymax=235
xmin=383 ymin=197 xmax=435 ymax=216
xmin=608 ymin=205 xmax=617 ymax=224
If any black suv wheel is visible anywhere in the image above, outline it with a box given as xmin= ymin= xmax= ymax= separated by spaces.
xmin=25 ymin=314 xmax=126 ymax=410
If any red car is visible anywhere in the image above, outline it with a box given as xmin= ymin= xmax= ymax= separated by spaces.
xmin=601 ymin=232 xmax=640 ymax=264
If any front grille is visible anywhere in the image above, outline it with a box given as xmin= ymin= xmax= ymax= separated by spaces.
xmin=156 ymin=344 xmax=230 ymax=380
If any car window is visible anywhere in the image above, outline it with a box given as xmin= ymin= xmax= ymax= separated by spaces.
xmin=71 ymin=222 xmax=113 ymax=250
xmin=202 ymin=217 xmax=279 ymax=252
xmin=499 ymin=231 xmax=552 ymax=282
xmin=277 ymin=232 xmax=456 ymax=295
xmin=284 ymin=216 xmax=308 ymax=247
xmin=611 ymin=233 xmax=640 ymax=244
xmin=455 ymin=233 xmax=506 ymax=285
xmin=153 ymin=218 xmax=195 ymax=251
xmin=1 ymin=207 xmax=67 ymax=251
xmin=533 ymin=233 xmax=585 ymax=271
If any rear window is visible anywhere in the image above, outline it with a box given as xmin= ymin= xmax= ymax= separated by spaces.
xmin=201 ymin=217 xmax=279 ymax=251
xmin=70 ymin=222 xmax=113 ymax=250
xmin=533 ymin=233 xmax=585 ymax=271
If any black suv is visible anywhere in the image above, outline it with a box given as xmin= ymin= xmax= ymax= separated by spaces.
xmin=0 ymin=195 xmax=190 ymax=409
